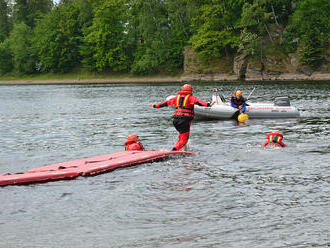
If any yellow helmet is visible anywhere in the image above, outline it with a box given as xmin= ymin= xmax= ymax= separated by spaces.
xmin=236 ymin=90 xmax=242 ymax=97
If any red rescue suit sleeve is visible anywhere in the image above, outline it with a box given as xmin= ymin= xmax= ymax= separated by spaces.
xmin=153 ymin=96 xmax=177 ymax=108
xmin=189 ymin=96 xmax=210 ymax=107
xmin=262 ymin=141 xmax=269 ymax=147
xmin=154 ymin=96 xmax=210 ymax=108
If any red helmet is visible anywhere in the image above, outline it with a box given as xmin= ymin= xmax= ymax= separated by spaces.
xmin=181 ymin=84 xmax=193 ymax=94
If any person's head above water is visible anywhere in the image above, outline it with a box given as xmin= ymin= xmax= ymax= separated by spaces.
xmin=268 ymin=131 xmax=283 ymax=141
xmin=235 ymin=90 xmax=242 ymax=98
xmin=262 ymin=131 xmax=285 ymax=147
xmin=125 ymin=133 xmax=140 ymax=144
xmin=125 ymin=133 xmax=144 ymax=151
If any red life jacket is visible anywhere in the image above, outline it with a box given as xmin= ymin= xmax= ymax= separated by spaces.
xmin=263 ymin=132 xmax=285 ymax=147
xmin=125 ymin=142 xmax=144 ymax=151
xmin=173 ymin=94 xmax=194 ymax=118
xmin=266 ymin=142 xmax=283 ymax=148
xmin=231 ymin=94 xmax=245 ymax=105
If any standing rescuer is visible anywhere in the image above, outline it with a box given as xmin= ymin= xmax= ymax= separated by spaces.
xmin=125 ymin=134 xmax=144 ymax=151
xmin=149 ymin=84 xmax=214 ymax=151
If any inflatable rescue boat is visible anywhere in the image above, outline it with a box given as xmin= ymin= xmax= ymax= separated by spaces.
xmin=167 ymin=91 xmax=300 ymax=120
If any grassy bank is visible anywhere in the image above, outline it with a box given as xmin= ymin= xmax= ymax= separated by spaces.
xmin=0 ymin=71 xmax=183 ymax=81
xmin=0 ymin=72 xmax=184 ymax=85
xmin=1 ymin=71 xmax=329 ymax=85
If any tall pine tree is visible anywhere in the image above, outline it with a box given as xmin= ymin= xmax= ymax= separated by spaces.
xmin=13 ymin=0 xmax=53 ymax=27
xmin=0 ymin=0 xmax=11 ymax=42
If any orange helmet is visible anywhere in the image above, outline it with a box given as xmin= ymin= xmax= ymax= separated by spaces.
xmin=126 ymin=133 xmax=139 ymax=143
xmin=181 ymin=84 xmax=193 ymax=94
xmin=236 ymin=90 xmax=242 ymax=97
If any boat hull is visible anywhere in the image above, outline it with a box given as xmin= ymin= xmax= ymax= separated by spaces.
xmin=194 ymin=103 xmax=300 ymax=119
xmin=167 ymin=94 xmax=300 ymax=120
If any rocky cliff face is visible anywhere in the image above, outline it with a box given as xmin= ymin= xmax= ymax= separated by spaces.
xmin=183 ymin=43 xmax=330 ymax=81
xmin=184 ymin=47 xmax=234 ymax=74
xmin=182 ymin=47 xmax=238 ymax=82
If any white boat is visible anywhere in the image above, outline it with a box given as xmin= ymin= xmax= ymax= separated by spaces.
xmin=167 ymin=91 xmax=300 ymax=120
xmin=196 ymin=92 xmax=300 ymax=119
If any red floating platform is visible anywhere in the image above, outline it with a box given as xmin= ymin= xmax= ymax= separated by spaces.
xmin=0 ymin=150 xmax=194 ymax=186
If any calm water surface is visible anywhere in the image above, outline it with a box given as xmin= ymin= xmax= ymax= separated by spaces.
xmin=0 ymin=81 xmax=329 ymax=248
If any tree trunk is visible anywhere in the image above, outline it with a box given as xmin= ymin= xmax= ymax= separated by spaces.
xmin=271 ymin=4 xmax=280 ymax=27
xmin=264 ymin=23 xmax=274 ymax=43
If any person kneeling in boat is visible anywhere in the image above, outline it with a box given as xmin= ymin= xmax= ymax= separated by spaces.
xmin=230 ymin=90 xmax=247 ymax=113
xmin=149 ymin=84 xmax=215 ymax=151
xmin=262 ymin=131 xmax=286 ymax=148
xmin=125 ymin=134 xmax=144 ymax=151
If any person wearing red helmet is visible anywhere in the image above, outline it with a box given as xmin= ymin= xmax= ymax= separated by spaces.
xmin=262 ymin=131 xmax=286 ymax=147
xmin=125 ymin=134 xmax=144 ymax=151
xmin=149 ymin=84 xmax=215 ymax=151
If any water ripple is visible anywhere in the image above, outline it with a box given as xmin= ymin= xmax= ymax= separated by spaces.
xmin=0 ymin=82 xmax=329 ymax=248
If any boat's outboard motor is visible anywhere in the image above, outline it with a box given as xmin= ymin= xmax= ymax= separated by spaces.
xmin=274 ymin=97 xmax=291 ymax=106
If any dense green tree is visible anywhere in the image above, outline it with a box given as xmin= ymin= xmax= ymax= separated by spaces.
xmin=258 ymin=0 xmax=294 ymax=26
xmin=128 ymin=0 xmax=171 ymax=74
xmin=0 ymin=40 xmax=13 ymax=75
xmin=190 ymin=0 xmax=244 ymax=59
xmin=0 ymin=0 xmax=328 ymax=76
xmin=289 ymin=0 xmax=329 ymax=67
xmin=13 ymin=0 xmax=53 ymax=27
xmin=240 ymin=1 xmax=274 ymax=41
xmin=129 ymin=0 xmax=201 ymax=74
xmin=0 ymin=0 xmax=11 ymax=42
xmin=82 ymin=0 xmax=130 ymax=72
xmin=237 ymin=28 xmax=260 ymax=58
xmin=7 ymin=23 xmax=35 ymax=74
xmin=298 ymin=34 xmax=325 ymax=68
xmin=238 ymin=0 xmax=295 ymax=60
xmin=33 ymin=2 xmax=87 ymax=72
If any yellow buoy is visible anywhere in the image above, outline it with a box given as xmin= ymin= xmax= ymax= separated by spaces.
xmin=238 ymin=113 xmax=249 ymax=122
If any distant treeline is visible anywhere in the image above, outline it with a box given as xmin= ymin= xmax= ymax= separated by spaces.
xmin=0 ymin=0 xmax=329 ymax=76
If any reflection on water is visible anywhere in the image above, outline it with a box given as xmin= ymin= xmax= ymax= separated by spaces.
xmin=0 ymin=81 xmax=329 ymax=248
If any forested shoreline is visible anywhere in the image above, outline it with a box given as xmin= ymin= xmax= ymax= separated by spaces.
xmin=0 ymin=0 xmax=329 ymax=80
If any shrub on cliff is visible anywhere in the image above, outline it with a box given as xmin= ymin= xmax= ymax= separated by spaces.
xmin=289 ymin=0 xmax=329 ymax=68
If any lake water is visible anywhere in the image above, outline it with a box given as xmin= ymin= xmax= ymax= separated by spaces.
xmin=0 ymin=81 xmax=329 ymax=248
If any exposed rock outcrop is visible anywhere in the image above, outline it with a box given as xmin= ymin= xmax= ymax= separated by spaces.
xmin=183 ymin=40 xmax=329 ymax=82
xmin=233 ymin=54 xmax=248 ymax=79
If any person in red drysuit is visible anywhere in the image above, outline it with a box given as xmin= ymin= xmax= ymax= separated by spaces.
xmin=262 ymin=131 xmax=286 ymax=147
xmin=149 ymin=84 xmax=215 ymax=151
xmin=125 ymin=134 xmax=144 ymax=151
